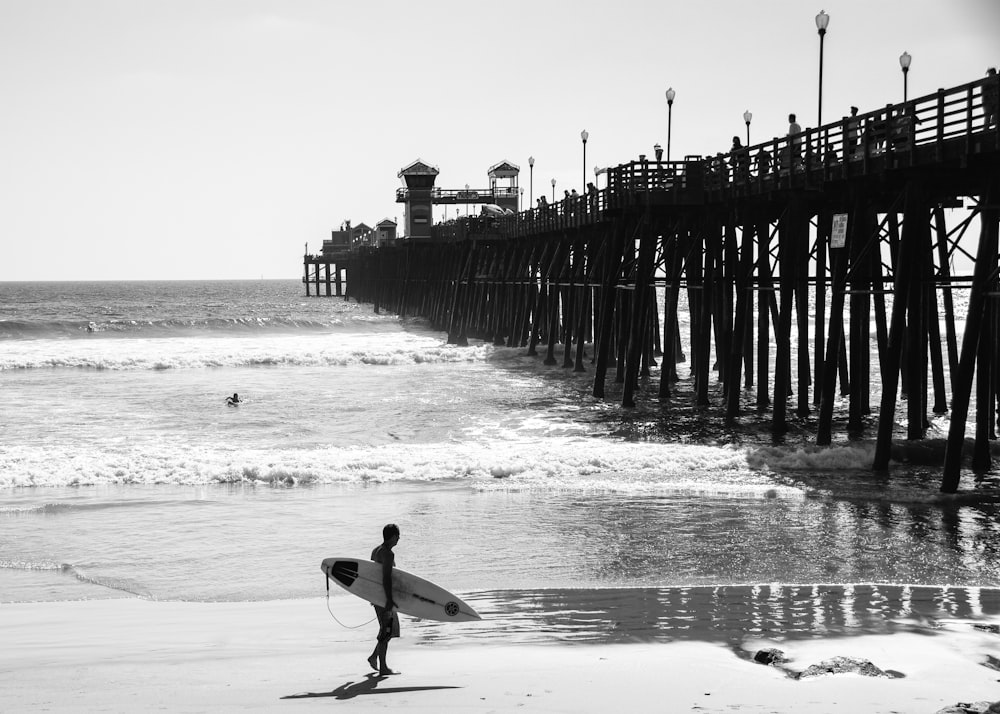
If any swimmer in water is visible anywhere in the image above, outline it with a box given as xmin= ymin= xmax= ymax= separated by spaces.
xmin=225 ymin=393 xmax=242 ymax=405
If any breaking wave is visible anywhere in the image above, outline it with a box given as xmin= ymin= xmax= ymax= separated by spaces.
xmin=3 ymin=435 xmax=968 ymax=502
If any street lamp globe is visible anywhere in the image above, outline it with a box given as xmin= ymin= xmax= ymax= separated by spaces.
xmin=581 ymin=129 xmax=589 ymax=142
xmin=815 ymin=10 xmax=830 ymax=127
xmin=665 ymin=87 xmax=676 ymax=161
xmin=899 ymin=51 xmax=912 ymax=101
xmin=528 ymin=156 xmax=535 ymax=209
xmin=815 ymin=9 xmax=829 ymax=33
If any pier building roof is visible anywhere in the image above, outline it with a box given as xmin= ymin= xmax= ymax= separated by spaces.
xmin=488 ymin=161 xmax=520 ymax=178
xmin=397 ymin=159 xmax=440 ymax=179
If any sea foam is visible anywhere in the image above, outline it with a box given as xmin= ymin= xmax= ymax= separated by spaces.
xmin=0 ymin=332 xmax=495 ymax=371
xmin=0 ymin=437 xmax=805 ymax=498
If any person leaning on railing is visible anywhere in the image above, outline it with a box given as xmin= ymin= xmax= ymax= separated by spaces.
xmin=889 ymin=104 xmax=920 ymax=151
xmin=755 ymin=146 xmax=772 ymax=177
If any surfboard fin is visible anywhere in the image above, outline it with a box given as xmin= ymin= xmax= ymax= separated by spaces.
xmin=329 ymin=560 xmax=359 ymax=588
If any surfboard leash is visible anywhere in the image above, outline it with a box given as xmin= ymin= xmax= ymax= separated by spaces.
xmin=325 ymin=569 xmax=376 ymax=629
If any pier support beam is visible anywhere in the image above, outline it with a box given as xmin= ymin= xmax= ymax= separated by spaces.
xmin=874 ymin=182 xmax=929 ymax=469
xmin=594 ymin=221 xmax=628 ymax=398
xmin=943 ymin=182 xmax=1000 ymax=491
xmin=817 ymin=196 xmax=858 ymax=445
xmin=756 ymin=215 xmax=774 ymax=410
xmin=725 ymin=211 xmax=756 ymax=423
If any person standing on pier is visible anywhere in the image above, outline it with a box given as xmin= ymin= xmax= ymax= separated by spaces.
xmin=984 ymin=68 xmax=998 ymax=129
xmin=787 ymin=113 xmax=803 ymax=169
xmin=368 ymin=523 xmax=400 ymax=675
xmin=845 ymin=106 xmax=860 ymax=159
xmin=730 ymin=137 xmax=750 ymax=180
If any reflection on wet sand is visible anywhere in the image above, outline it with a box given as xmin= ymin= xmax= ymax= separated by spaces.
xmin=409 ymin=585 xmax=1000 ymax=646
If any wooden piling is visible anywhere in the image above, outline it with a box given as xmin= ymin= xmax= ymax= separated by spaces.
xmin=943 ymin=182 xmax=999 ymax=490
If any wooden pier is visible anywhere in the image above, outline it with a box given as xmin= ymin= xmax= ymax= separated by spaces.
xmin=303 ymin=250 xmax=349 ymax=297
xmin=305 ymin=75 xmax=1000 ymax=492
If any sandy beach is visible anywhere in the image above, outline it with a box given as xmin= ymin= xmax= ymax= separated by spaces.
xmin=3 ymin=595 xmax=999 ymax=713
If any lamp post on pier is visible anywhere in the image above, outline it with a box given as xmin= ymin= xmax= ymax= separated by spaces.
xmin=519 ymin=187 xmax=523 ymax=211
xmin=465 ymin=184 xmax=469 ymax=216
xmin=528 ymin=156 xmax=534 ymax=208
xmin=899 ymin=51 xmax=912 ymax=102
xmin=816 ymin=9 xmax=829 ymax=128
xmin=743 ymin=110 xmax=753 ymax=145
xmin=551 ymin=178 xmax=556 ymax=202
xmin=665 ymin=87 xmax=676 ymax=161
xmin=580 ymin=130 xmax=589 ymax=194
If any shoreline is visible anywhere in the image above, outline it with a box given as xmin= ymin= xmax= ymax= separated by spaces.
xmin=3 ymin=595 xmax=999 ymax=713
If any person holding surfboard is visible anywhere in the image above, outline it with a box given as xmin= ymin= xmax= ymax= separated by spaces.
xmin=225 ymin=393 xmax=242 ymax=406
xmin=367 ymin=523 xmax=400 ymax=675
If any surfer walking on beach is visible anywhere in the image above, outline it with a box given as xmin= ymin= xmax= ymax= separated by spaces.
xmin=368 ymin=523 xmax=400 ymax=675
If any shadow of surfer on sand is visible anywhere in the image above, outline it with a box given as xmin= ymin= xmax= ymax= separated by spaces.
xmin=281 ymin=673 xmax=460 ymax=700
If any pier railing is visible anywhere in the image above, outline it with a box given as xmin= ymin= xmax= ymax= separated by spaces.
xmin=396 ymin=186 xmax=520 ymax=204
xmin=700 ymin=75 xmax=999 ymax=195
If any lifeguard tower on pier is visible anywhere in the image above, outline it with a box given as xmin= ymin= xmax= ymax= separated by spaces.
xmin=396 ymin=159 xmax=521 ymax=240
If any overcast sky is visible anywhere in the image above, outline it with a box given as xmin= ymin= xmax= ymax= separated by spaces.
xmin=1 ymin=0 xmax=997 ymax=280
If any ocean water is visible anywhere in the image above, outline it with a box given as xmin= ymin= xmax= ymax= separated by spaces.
xmin=2 ymin=280 xmax=999 ymax=644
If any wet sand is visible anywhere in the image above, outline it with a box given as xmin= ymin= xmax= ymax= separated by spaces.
xmin=3 ymin=591 xmax=999 ymax=713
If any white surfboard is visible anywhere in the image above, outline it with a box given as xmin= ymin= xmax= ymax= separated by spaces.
xmin=321 ymin=557 xmax=481 ymax=622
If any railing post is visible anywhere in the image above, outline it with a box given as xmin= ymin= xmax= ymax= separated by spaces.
xmin=804 ymin=127 xmax=813 ymax=175
xmin=967 ymin=86 xmax=975 ymax=154
xmin=935 ymin=88 xmax=945 ymax=163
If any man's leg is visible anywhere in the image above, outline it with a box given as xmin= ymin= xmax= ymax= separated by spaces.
xmin=378 ymin=639 xmax=392 ymax=674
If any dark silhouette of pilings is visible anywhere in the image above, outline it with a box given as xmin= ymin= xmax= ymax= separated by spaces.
xmin=313 ymin=75 xmax=999 ymax=493
xmin=943 ymin=180 xmax=1000 ymax=489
